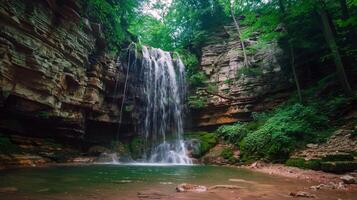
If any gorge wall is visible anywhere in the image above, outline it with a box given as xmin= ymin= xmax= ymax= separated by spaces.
xmin=0 ymin=0 xmax=134 ymax=146
xmin=188 ymin=24 xmax=292 ymax=130
xmin=0 ymin=0 xmax=296 ymax=167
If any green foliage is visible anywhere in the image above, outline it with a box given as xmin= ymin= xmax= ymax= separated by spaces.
xmin=216 ymin=123 xmax=248 ymax=145
xmin=236 ymin=67 xmax=263 ymax=79
xmin=240 ymin=103 xmax=328 ymax=160
xmin=220 ymin=148 xmax=234 ymax=159
xmin=188 ymin=95 xmax=207 ymax=109
xmin=207 ymin=84 xmax=218 ymax=93
xmin=84 ymin=0 xmax=141 ymax=51
xmin=187 ymin=72 xmax=207 ymax=87
xmin=129 ymin=14 xmax=174 ymax=51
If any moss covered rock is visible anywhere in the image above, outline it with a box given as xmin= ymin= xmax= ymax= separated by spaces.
xmin=321 ymin=161 xmax=357 ymax=173
xmin=321 ymin=153 xmax=354 ymax=162
xmin=285 ymin=158 xmax=322 ymax=170
xmin=185 ymin=132 xmax=217 ymax=158
xmin=129 ymin=137 xmax=145 ymax=160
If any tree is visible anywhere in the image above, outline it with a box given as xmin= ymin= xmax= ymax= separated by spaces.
xmin=219 ymin=0 xmax=249 ymax=66
xmin=317 ymin=1 xmax=353 ymax=95
xmin=278 ymin=0 xmax=303 ymax=102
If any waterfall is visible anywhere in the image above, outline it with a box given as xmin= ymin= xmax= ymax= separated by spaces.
xmin=115 ymin=45 xmax=191 ymax=165
xmin=139 ymin=46 xmax=191 ymax=165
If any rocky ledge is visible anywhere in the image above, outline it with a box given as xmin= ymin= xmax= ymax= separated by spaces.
xmin=188 ymin=24 xmax=291 ymax=129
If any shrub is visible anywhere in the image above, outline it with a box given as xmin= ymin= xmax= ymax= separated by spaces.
xmin=221 ymin=148 xmax=234 ymax=159
xmin=188 ymin=95 xmax=207 ymax=108
xmin=240 ymin=103 xmax=328 ymax=160
xmin=188 ymin=72 xmax=208 ymax=87
xmin=216 ymin=123 xmax=248 ymax=144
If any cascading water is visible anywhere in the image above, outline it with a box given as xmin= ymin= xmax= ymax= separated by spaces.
xmin=138 ymin=46 xmax=192 ymax=165
xmin=114 ymin=45 xmax=192 ymax=165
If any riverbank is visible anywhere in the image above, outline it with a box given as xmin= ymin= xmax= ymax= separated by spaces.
xmin=243 ymin=161 xmax=357 ymax=190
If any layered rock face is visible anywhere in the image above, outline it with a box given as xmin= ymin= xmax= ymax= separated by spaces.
xmin=189 ymin=25 xmax=291 ymax=129
xmin=0 ymin=0 xmax=133 ymax=144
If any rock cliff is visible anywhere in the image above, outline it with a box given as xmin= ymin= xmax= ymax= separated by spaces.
xmin=0 ymin=0 xmax=133 ymax=145
xmin=189 ymin=24 xmax=292 ymax=129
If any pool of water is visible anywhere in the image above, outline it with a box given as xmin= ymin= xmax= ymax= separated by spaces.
xmin=0 ymin=164 xmax=355 ymax=200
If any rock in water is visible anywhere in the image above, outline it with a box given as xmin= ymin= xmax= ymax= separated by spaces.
xmin=176 ymin=183 xmax=207 ymax=192
xmin=290 ymin=191 xmax=315 ymax=198
xmin=340 ymin=175 xmax=356 ymax=184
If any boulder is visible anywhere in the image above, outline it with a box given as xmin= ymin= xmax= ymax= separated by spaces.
xmin=340 ymin=175 xmax=356 ymax=184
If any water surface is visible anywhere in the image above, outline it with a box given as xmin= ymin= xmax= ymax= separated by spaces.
xmin=0 ymin=165 xmax=355 ymax=200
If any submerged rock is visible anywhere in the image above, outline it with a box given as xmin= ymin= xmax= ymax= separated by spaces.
xmin=310 ymin=182 xmax=346 ymax=190
xmin=176 ymin=183 xmax=207 ymax=192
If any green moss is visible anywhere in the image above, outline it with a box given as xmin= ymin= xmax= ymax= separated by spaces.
xmin=305 ymin=160 xmax=322 ymax=170
xmin=321 ymin=161 xmax=357 ymax=173
xmin=185 ymin=132 xmax=217 ymax=157
xmin=286 ymin=158 xmax=306 ymax=168
xmin=36 ymin=111 xmax=51 ymax=119
xmin=129 ymin=137 xmax=145 ymax=160
xmin=285 ymin=158 xmax=321 ymax=170
xmin=321 ymin=153 xmax=354 ymax=162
